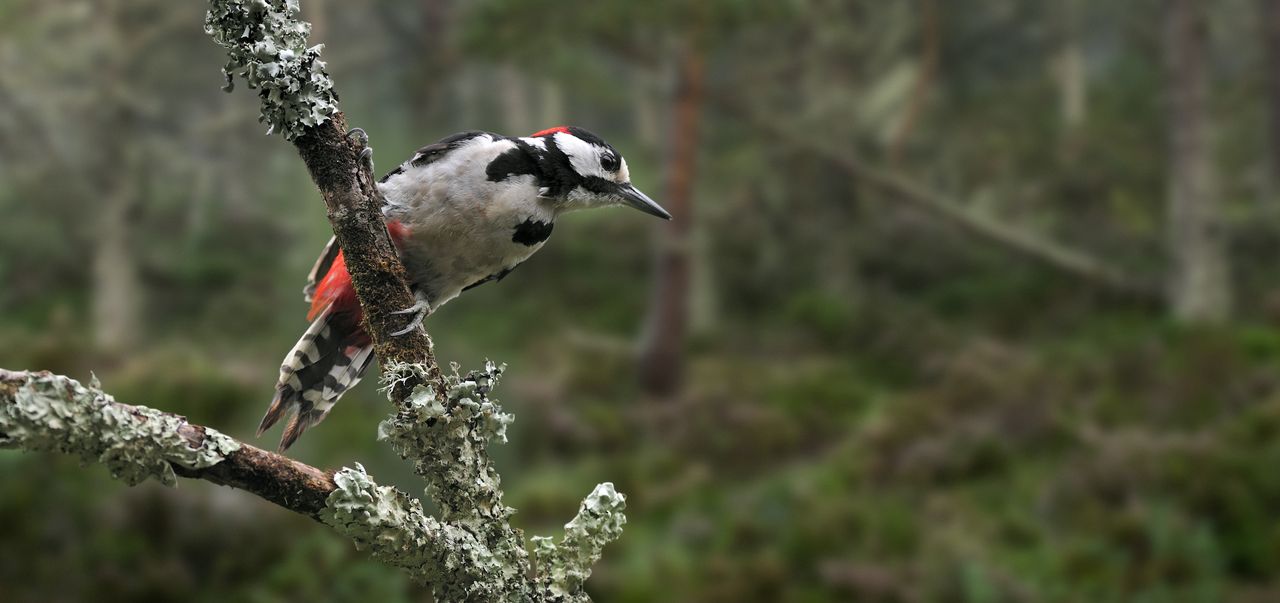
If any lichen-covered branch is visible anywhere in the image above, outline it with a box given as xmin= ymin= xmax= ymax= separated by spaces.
xmin=0 ymin=366 xmax=628 ymax=600
xmin=204 ymin=0 xmax=441 ymax=397
xmin=0 ymin=369 xmax=335 ymax=517
xmin=372 ymin=362 xmax=628 ymax=600
xmin=204 ymin=0 xmax=336 ymax=141
xmin=379 ymin=362 xmax=515 ymax=521
xmin=321 ymin=465 xmax=511 ymax=598
xmin=532 ymin=483 xmax=629 ymax=599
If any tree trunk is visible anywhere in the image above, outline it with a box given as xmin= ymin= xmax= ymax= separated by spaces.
xmin=539 ymin=80 xmax=565 ymax=129
xmin=1164 ymin=0 xmax=1230 ymax=322
xmin=403 ymin=0 xmax=456 ymax=130
xmin=1057 ymin=0 xmax=1087 ymax=132
xmin=498 ymin=65 xmax=533 ymax=134
xmin=92 ymin=167 xmax=142 ymax=354
xmin=306 ymin=0 xmax=326 ymax=41
xmin=1263 ymin=0 xmax=1280 ymax=184
xmin=631 ymin=67 xmax=663 ymax=150
xmin=455 ymin=70 xmax=481 ymax=129
xmin=638 ymin=42 xmax=705 ymax=396
xmin=91 ymin=0 xmax=143 ymax=355
xmin=888 ymin=0 xmax=938 ymax=166
xmin=689 ymin=220 xmax=719 ymax=336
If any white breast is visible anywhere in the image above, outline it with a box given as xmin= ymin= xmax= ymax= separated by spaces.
xmin=378 ymin=136 xmax=554 ymax=308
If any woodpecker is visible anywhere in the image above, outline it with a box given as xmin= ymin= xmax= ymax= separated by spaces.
xmin=258 ymin=126 xmax=669 ymax=451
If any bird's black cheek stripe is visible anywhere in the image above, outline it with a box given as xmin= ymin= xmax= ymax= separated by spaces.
xmin=581 ymin=175 xmax=616 ymax=195
xmin=512 ymin=218 xmax=554 ymax=246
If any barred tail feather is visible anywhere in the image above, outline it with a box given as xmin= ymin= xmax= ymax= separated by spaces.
xmin=261 ymin=304 xmax=374 ymax=451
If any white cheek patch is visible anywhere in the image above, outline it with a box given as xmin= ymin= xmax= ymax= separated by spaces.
xmin=554 ymin=132 xmax=609 ymax=180
xmin=617 ymin=157 xmax=630 ymax=183
xmin=521 ymin=136 xmax=547 ymax=151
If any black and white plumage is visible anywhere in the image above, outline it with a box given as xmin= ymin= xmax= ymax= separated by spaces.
xmin=259 ymin=126 xmax=668 ymax=451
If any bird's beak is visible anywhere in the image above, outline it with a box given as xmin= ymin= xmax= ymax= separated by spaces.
xmin=619 ymin=184 xmax=672 ymax=220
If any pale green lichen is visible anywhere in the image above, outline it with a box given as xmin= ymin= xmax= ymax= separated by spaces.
xmin=533 ymin=483 xmax=628 ymax=601
xmin=204 ymin=0 xmax=337 ymax=140
xmin=0 ymin=372 xmax=240 ymax=486
xmin=367 ymin=362 xmax=627 ymax=601
xmin=321 ymin=464 xmax=439 ymax=569
xmin=321 ymin=464 xmax=528 ymax=602
xmin=2 ymin=360 xmax=627 ymax=601
xmin=378 ymin=361 xmax=515 ymax=521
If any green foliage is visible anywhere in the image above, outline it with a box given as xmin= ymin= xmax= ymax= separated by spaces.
xmin=548 ymin=320 xmax=1280 ymax=602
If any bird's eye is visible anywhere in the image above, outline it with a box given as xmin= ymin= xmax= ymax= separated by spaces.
xmin=601 ymin=154 xmax=620 ymax=172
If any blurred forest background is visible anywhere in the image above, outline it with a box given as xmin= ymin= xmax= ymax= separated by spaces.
xmin=4 ymin=0 xmax=1280 ymax=601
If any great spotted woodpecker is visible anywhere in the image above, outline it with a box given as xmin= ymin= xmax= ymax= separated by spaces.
xmin=258 ymin=126 xmax=669 ymax=450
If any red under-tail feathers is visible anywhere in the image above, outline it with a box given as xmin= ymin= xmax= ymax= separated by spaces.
xmin=306 ymin=220 xmax=413 ymax=322
xmin=259 ymin=221 xmax=411 ymax=451
xmin=306 ymin=248 xmax=360 ymax=321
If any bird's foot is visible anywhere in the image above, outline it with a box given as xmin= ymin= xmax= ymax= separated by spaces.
xmin=388 ymin=300 xmax=430 ymax=337
xmin=346 ymin=127 xmax=374 ymax=171
xmin=346 ymin=127 xmax=369 ymax=146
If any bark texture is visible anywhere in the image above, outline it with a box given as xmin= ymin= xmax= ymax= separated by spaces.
xmin=291 ymin=113 xmax=445 ymax=397
xmin=173 ymin=439 xmax=337 ymax=518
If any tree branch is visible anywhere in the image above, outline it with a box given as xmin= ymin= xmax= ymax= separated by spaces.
xmin=0 ymin=368 xmax=336 ymax=519
xmin=727 ymin=102 xmax=1161 ymax=301
xmin=0 ymin=364 xmax=627 ymax=600
xmin=205 ymin=0 xmax=443 ymax=397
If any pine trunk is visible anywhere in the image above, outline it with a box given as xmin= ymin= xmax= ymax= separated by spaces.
xmin=1164 ymin=0 xmax=1230 ymax=322
xmin=92 ymin=0 xmax=143 ymax=355
xmin=1263 ymin=0 xmax=1280 ymax=184
xmin=638 ymin=43 xmax=705 ymax=396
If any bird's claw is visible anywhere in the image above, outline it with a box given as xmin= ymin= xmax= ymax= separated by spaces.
xmin=390 ymin=300 xmax=430 ymax=315
xmin=388 ymin=300 xmax=429 ymax=337
xmin=346 ymin=127 xmax=368 ymax=146
xmin=389 ymin=311 xmax=426 ymax=337
xmin=347 ymin=127 xmax=375 ymax=171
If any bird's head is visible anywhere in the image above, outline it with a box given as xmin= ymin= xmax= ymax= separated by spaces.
xmin=530 ymin=126 xmax=671 ymax=220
